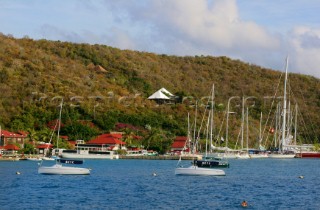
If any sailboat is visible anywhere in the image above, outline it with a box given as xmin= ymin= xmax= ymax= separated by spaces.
xmin=174 ymin=92 xmax=226 ymax=176
xmin=194 ymin=84 xmax=229 ymax=167
xmin=38 ymin=99 xmax=91 ymax=175
xmin=175 ymin=151 xmax=225 ymax=176
xmin=268 ymin=57 xmax=295 ymax=158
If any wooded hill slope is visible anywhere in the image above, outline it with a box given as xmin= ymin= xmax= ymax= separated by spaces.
xmin=0 ymin=34 xmax=319 ymax=151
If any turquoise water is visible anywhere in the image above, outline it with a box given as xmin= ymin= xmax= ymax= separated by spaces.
xmin=0 ymin=158 xmax=319 ymax=209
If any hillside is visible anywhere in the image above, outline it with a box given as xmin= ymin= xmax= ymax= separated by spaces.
xmin=0 ymin=34 xmax=319 ymax=152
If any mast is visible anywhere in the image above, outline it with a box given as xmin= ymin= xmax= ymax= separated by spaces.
xmin=294 ymin=104 xmax=298 ymax=145
xmin=246 ymin=106 xmax=249 ymax=152
xmin=192 ymin=101 xmax=198 ymax=154
xmin=205 ymin=110 xmax=210 ymax=157
xmin=259 ymin=112 xmax=262 ymax=147
xmin=287 ymin=101 xmax=292 ymax=138
xmin=188 ymin=112 xmax=190 ymax=155
xmin=274 ymin=102 xmax=280 ymax=148
xmin=241 ymin=96 xmax=245 ymax=150
xmin=57 ymin=99 xmax=63 ymax=149
xmin=281 ymin=56 xmax=289 ymax=152
xmin=226 ymin=96 xmax=240 ymax=150
xmin=210 ymin=84 xmax=214 ymax=153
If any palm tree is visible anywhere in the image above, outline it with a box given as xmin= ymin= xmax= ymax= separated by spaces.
xmin=38 ymin=128 xmax=54 ymax=143
xmin=26 ymin=128 xmax=39 ymax=143
xmin=144 ymin=127 xmax=172 ymax=154
xmin=122 ymin=127 xmax=138 ymax=148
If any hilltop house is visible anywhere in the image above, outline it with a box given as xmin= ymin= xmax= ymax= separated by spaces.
xmin=148 ymin=87 xmax=175 ymax=104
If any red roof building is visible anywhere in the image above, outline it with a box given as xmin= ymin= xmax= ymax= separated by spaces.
xmin=0 ymin=144 xmax=20 ymax=156
xmin=4 ymin=144 xmax=20 ymax=150
xmin=171 ymin=136 xmax=189 ymax=153
xmin=83 ymin=133 xmax=126 ymax=151
xmin=87 ymin=133 xmax=126 ymax=145
xmin=17 ymin=130 xmax=28 ymax=137
xmin=36 ymin=143 xmax=54 ymax=156
xmin=0 ymin=130 xmax=27 ymax=149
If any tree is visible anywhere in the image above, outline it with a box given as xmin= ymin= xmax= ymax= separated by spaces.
xmin=60 ymin=121 xmax=99 ymax=141
xmin=21 ymin=142 xmax=35 ymax=155
xmin=143 ymin=127 xmax=173 ymax=154
xmin=26 ymin=128 xmax=39 ymax=143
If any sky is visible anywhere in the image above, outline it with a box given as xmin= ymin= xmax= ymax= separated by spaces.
xmin=1 ymin=0 xmax=320 ymax=78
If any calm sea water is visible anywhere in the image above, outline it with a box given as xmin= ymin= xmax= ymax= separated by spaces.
xmin=0 ymin=158 xmax=319 ymax=210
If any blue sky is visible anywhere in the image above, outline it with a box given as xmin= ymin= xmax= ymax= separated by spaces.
xmin=1 ymin=0 xmax=320 ymax=78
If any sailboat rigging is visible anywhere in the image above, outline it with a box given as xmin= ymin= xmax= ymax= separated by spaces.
xmin=175 ymin=85 xmax=226 ymax=176
xmin=38 ymin=99 xmax=91 ymax=175
xmin=268 ymin=56 xmax=295 ymax=158
xmin=193 ymin=84 xmax=229 ymax=167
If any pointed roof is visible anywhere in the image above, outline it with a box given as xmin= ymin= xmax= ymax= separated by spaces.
xmin=171 ymin=141 xmax=186 ymax=149
xmin=159 ymin=88 xmax=174 ymax=96
xmin=0 ymin=130 xmax=26 ymax=138
xmin=148 ymin=87 xmax=174 ymax=100
xmin=171 ymin=136 xmax=188 ymax=149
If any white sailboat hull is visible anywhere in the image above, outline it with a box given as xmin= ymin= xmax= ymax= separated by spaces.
xmin=249 ymin=153 xmax=269 ymax=159
xmin=236 ymin=154 xmax=250 ymax=159
xmin=268 ymin=153 xmax=295 ymax=159
xmin=41 ymin=157 xmax=55 ymax=161
xmin=211 ymin=152 xmax=239 ymax=159
xmin=175 ymin=166 xmax=225 ymax=176
xmin=38 ymin=164 xmax=90 ymax=175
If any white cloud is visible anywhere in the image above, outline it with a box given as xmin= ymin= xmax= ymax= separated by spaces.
xmin=139 ymin=0 xmax=280 ymax=60
xmin=288 ymin=27 xmax=320 ymax=78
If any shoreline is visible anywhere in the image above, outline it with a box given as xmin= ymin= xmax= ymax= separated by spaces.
xmin=119 ymin=155 xmax=199 ymax=160
xmin=0 ymin=155 xmax=200 ymax=161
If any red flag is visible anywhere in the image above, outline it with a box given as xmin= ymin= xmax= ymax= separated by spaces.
xmin=269 ymin=127 xmax=275 ymax=134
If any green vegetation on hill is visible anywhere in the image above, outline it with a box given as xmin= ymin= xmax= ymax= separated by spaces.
xmin=0 ymin=34 xmax=319 ymax=153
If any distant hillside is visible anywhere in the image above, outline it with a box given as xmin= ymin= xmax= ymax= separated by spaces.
xmin=0 ymin=34 xmax=319 ymax=148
